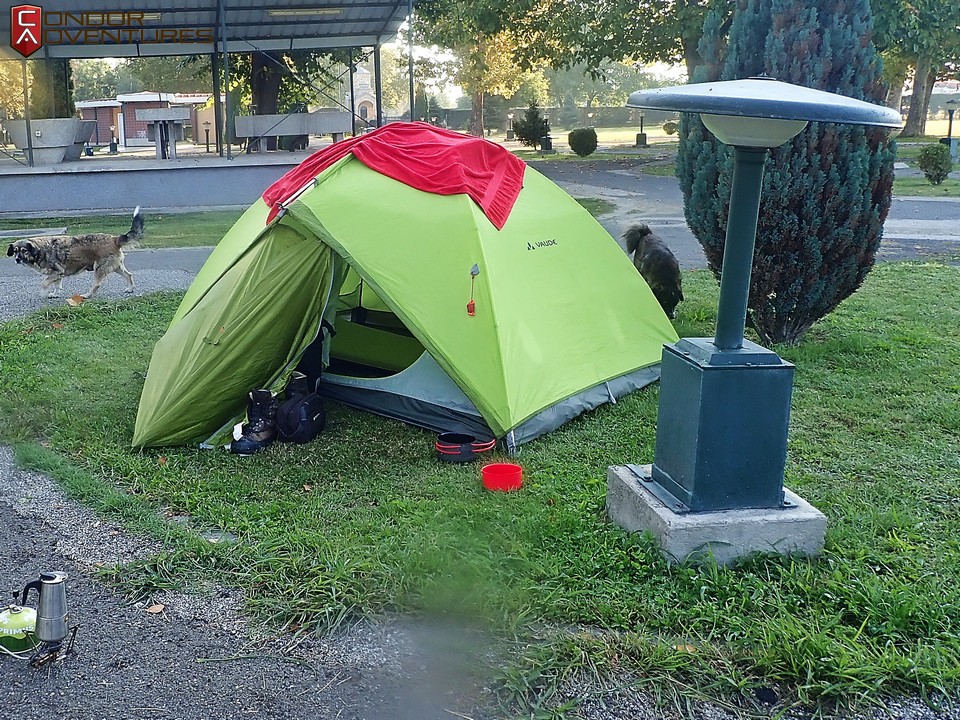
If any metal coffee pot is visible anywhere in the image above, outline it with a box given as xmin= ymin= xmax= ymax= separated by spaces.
xmin=20 ymin=572 xmax=68 ymax=644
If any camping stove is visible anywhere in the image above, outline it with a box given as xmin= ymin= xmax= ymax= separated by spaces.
xmin=1 ymin=571 xmax=78 ymax=667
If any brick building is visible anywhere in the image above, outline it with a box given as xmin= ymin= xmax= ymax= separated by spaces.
xmin=116 ymin=92 xmax=174 ymax=147
xmin=76 ymin=99 xmax=120 ymax=146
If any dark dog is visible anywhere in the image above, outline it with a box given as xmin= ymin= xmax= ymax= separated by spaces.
xmin=623 ymin=223 xmax=683 ymax=318
xmin=7 ymin=207 xmax=143 ymax=299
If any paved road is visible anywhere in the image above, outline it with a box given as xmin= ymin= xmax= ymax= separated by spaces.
xmin=531 ymin=158 xmax=960 ymax=268
xmin=2 ymin=160 xmax=956 ymax=304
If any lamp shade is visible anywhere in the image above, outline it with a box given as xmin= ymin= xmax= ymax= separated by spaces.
xmin=627 ymin=77 xmax=902 ymax=129
xmin=700 ymin=114 xmax=808 ymax=147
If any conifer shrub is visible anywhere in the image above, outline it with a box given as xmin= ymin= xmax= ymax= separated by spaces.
xmin=676 ymin=0 xmax=896 ymax=345
xmin=567 ymin=128 xmax=598 ymax=156
xmin=513 ymin=102 xmax=547 ymax=149
xmin=917 ymin=144 xmax=952 ymax=185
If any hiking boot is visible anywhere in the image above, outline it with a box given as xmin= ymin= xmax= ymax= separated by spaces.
xmin=285 ymin=371 xmax=311 ymax=400
xmin=229 ymin=389 xmax=278 ymax=455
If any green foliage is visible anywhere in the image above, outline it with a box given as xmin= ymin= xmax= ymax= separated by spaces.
xmin=71 ymin=59 xmax=140 ymax=101
xmin=917 ymin=143 xmax=953 ymax=185
xmin=545 ymin=62 xmax=670 ymax=111
xmin=676 ymin=0 xmax=896 ymax=345
xmin=513 ymin=102 xmax=547 ymax=149
xmin=567 ymin=128 xmax=598 ymax=156
xmin=516 ymin=0 xmax=730 ymax=77
xmin=662 ymin=120 xmax=678 ymax=135
xmin=121 ymin=56 xmax=212 ymax=94
xmin=30 ymin=59 xmax=74 ymax=119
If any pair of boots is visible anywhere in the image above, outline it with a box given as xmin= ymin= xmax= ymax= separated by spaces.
xmin=229 ymin=372 xmax=311 ymax=455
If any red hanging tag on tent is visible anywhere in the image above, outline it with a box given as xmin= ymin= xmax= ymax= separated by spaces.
xmin=467 ymin=263 xmax=480 ymax=316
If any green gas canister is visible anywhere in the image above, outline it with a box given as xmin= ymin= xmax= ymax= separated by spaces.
xmin=0 ymin=605 xmax=38 ymax=653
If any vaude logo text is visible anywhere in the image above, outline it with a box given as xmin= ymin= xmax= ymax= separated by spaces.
xmin=527 ymin=239 xmax=558 ymax=251
xmin=11 ymin=5 xmax=42 ymax=57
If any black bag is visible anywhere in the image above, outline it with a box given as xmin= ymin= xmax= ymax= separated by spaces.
xmin=275 ymin=319 xmax=335 ymax=445
xmin=276 ymin=391 xmax=325 ymax=444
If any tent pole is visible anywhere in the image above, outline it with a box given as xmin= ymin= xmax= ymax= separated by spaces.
xmin=374 ymin=43 xmax=383 ymax=127
xmin=407 ymin=0 xmax=414 ymax=121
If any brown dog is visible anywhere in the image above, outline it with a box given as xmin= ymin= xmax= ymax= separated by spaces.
xmin=623 ymin=223 xmax=683 ymax=318
xmin=7 ymin=207 xmax=143 ymax=299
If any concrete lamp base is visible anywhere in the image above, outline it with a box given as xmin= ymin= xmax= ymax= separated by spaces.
xmin=606 ymin=465 xmax=826 ymax=566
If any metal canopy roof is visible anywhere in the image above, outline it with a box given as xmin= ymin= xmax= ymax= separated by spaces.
xmin=1 ymin=0 xmax=410 ymax=59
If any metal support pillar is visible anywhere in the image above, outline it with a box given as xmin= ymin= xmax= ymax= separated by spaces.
xmin=407 ymin=0 xmax=414 ymax=122
xmin=21 ymin=59 xmax=34 ymax=167
xmin=374 ymin=43 xmax=383 ymax=127
xmin=348 ymin=49 xmax=356 ymax=135
xmin=715 ymin=147 xmax=767 ymax=350
xmin=217 ymin=0 xmax=232 ymax=160
xmin=211 ymin=52 xmax=224 ymax=157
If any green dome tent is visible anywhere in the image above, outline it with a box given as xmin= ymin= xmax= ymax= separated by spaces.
xmin=133 ymin=123 xmax=678 ymax=448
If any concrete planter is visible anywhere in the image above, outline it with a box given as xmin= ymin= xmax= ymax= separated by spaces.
xmin=7 ymin=118 xmax=95 ymax=164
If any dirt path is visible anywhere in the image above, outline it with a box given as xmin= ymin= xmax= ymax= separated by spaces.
xmin=0 ymin=448 xmax=494 ymax=720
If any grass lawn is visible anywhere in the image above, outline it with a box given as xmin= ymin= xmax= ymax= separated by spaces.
xmin=894 ymin=140 xmax=944 ymax=162
xmin=1 ymin=262 xmax=959 ymax=716
xmin=893 ymin=177 xmax=960 ymax=197
xmin=575 ymin=198 xmax=617 ymax=216
xmin=0 ymin=210 xmax=244 ymax=249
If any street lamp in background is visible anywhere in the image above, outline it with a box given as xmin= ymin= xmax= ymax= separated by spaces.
xmin=607 ymin=77 xmax=901 ymax=565
xmin=587 ymin=111 xmax=594 ymax=127
xmin=540 ymin=113 xmax=553 ymax=154
xmin=945 ymin=99 xmax=959 ymax=162
xmin=635 ymin=110 xmax=648 ymax=148
xmin=506 ymin=113 xmax=515 ymax=141
xmin=203 ymin=121 xmax=212 ymax=153
xmin=108 ymin=125 xmax=118 ymax=154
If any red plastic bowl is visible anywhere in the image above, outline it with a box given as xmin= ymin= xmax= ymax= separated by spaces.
xmin=481 ymin=463 xmax=523 ymax=492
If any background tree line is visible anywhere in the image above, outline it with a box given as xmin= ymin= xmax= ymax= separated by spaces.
xmin=11 ymin=0 xmax=957 ymax=138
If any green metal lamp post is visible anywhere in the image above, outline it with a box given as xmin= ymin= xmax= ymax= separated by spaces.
xmin=624 ymin=78 xmax=901 ymax=515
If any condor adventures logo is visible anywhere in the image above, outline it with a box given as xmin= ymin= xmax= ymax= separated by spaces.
xmin=9 ymin=5 xmax=214 ymax=56
xmin=11 ymin=5 xmax=42 ymax=57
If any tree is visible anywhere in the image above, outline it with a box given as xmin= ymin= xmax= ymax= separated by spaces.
xmin=121 ymin=57 xmax=212 ymax=94
xmin=506 ymin=72 xmax=550 ymax=108
xmin=676 ymin=0 xmax=896 ymax=345
xmin=0 ymin=62 xmax=24 ymax=118
xmin=513 ymin=0 xmax=734 ymax=79
xmin=29 ymin=59 xmax=75 ymax=119
xmin=211 ymin=50 xmax=356 ymax=147
xmin=871 ymin=0 xmax=960 ymax=135
xmin=513 ymin=101 xmax=547 ymax=148
xmin=71 ymin=60 xmax=122 ymax=101
xmin=369 ymin=45 xmax=411 ymax=115
xmin=546 ymin=62 xmax=672 ymax=115
xmin=415 ymin=0 xmax=529 ymax=134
